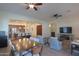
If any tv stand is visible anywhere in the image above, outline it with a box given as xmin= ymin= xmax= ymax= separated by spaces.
xmin=58 ymin=33 xmax=73 ymax=40
xmin=58 ymin=33 xmax=73 ymax=50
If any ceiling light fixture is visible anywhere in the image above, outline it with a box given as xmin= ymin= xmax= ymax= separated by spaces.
xmin=25 ymin=3 xmax=43 ymax=11
xmin=53 ymin=14 xmax=62 ymax=19
xmin=29 ymin=4 xmax=34 ymax=9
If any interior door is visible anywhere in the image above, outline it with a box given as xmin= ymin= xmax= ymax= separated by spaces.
xmin=37 ymin=25 xmax=42 ymax=35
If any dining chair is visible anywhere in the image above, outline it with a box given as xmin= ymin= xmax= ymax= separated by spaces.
xmin=11 ymin=43 xmax=20 ymax=56
xmin=49 ymin=37 xmax=62 ymax=50
xmin=31 ymin=45 xmax=43 ymax=56
xmin=8 ymin=39 xmax=20 ymax=56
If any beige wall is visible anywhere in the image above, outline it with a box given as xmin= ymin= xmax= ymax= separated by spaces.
xmin=50 ymin=22 xmax=58 ymax=33
xmin=50 ymin=17 xmax=79 ymax=38
xmin=0 ymin=11 xmax=50 ymax=37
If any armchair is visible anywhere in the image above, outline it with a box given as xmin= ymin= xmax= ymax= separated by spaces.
xmin=36 ymin=36 xmax=44 ymax=44
xmin=71 ymin=40 xmax=79 ymax=55
xmin=49 ymin=37 xmax=62 ymax=50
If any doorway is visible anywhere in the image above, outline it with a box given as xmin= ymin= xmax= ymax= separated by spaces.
xmin=37 ymin=25 xmax=42 ymax=35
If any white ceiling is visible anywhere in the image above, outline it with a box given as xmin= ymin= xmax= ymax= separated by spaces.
xmin=0 ymin=3 xmax=79 ymax=21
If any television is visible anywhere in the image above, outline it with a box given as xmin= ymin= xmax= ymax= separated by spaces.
xmin=0 ymin=31 xmax=8 ymax=48
xmin=60 ymin=27 xmax=72 ymax=33
xmin=0 ymin=36 xmax=8 ymax=48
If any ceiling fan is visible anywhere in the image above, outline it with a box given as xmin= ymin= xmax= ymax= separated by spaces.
xmin=25 ymin=3 xmax=43 ymax=11
xmin=53 ymin=14 xmax=62 ymax=19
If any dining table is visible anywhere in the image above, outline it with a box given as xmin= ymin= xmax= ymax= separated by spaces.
xmin=11 ymin=38 xmax=41 ymax=56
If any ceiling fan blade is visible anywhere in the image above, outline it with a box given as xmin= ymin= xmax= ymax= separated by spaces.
xmin=34 ymin=7 xmax=38 ymax=11
xmin=58 ymin=15 xmax=62 ymax=17
xmin=34 ymin=3 xmax=42 ymax=5
xmin=53 ymin=14 xmax=57 ymax=17
xmin=25 ymin=3 xmax=42 ymax=5
xmin=59 ymin=15 xmax=62 ymax=17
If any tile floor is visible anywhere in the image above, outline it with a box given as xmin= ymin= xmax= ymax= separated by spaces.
xmin=41 ymin=45 xmax=71 ymax=56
